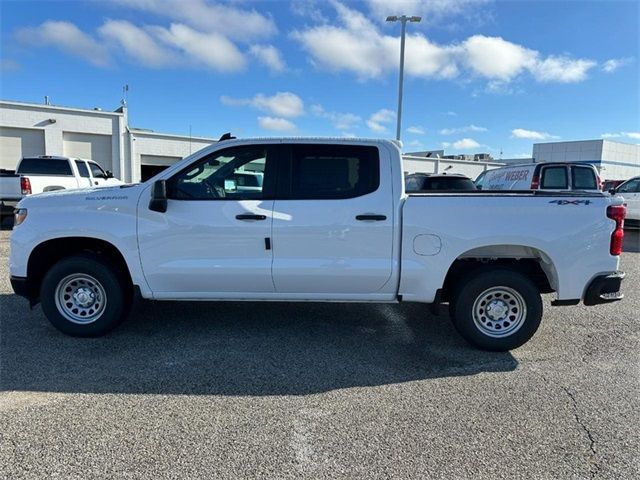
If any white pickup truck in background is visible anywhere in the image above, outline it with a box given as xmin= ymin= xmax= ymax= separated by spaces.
xmin=9 ymin=138 xmax=626 ymax=351
xmin=15 ymin=156 xmax=123 ymax=193
xmin=1 ymin=156 xmax=122 ymax=227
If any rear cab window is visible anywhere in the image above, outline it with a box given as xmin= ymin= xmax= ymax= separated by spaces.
xmin=17 ymin=158 xmax=73 ymax=176
xmin=540 ymin=166 xmax=568 ymax=189
xmin=571 ymin=166 xmax=597 ymax=190
xmin=283 ymin=144 xmax=380 ymax=199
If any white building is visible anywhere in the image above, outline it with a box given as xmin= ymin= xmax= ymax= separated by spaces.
xmin=533 ymin=139 xmax=640 ymax=180
xmin=0 ymin=99 xmax=216 ymax=182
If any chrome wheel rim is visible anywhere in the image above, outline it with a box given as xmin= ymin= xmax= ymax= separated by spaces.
xmin=54 ymin=274 xmax=107 ymax=324
xmin=472 ymin=286 xmax=527 ymax=338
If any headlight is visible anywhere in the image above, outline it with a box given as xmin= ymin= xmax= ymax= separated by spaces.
xmin=14 ymin=208 xmax=28 ymax=226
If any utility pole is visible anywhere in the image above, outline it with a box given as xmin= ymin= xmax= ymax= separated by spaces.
xmin=386 ymin=15 xmax=421 ymax=141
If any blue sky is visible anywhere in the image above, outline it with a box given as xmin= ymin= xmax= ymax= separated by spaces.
xmin=1 ymin=0 xmax=638 ymax=158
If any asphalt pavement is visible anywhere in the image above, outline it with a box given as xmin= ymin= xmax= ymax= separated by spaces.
xmin=1 ymin=230 xmax=638 ymax=479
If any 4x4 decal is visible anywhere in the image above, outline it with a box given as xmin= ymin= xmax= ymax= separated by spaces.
xmin=549 ymin=199 xmax=592 ymax=205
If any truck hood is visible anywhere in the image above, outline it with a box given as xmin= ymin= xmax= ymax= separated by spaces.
xmin=18 ymin=184 xmax=144 ymax=207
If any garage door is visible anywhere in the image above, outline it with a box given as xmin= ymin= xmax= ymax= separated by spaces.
xmin=140 ymin=154 xmax=182 ymax=167
xmin=0 ymin=127 xmax=45 ymax=170
xmin=63 ymin=132 xmax=112 ymax=169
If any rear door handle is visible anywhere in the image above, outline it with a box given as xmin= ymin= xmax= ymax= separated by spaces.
xmin=356 ymin=214 xmax=387 ymax=221
xmin=236 ymin=214 xmax=267 ymax=221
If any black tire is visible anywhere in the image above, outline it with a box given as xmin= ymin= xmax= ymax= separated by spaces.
xmin=40 ymin=254 xmax=132 ymax=337
xmin=450 ymin=268 xmax=543 ymax=351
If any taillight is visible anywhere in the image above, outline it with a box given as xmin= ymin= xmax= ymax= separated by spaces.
xmin=20 ymin=177 xmax=31 ymax=195
xmin=607 ymin=205 xmax=626 ymax=255
xmin=530 ymin=175 xmax=539 ymax=190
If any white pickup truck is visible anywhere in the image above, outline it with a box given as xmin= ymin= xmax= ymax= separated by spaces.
xmin=9 ymin=138 xmax=626 ymax=351
xmin=15 ymin=155 xmax=122 ymax=193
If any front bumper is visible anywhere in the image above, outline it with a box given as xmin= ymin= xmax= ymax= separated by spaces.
xmin=583 ymin=271 xmax=625 ymax=306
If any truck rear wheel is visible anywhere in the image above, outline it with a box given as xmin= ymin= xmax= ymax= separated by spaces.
xmin=450 ymin=269 xmax=542 ymax=351
xmin=40 ymin=254 xmax=131 ymax=337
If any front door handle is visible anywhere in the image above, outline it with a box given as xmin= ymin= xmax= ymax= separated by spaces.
xmin=356 ymin=214 xmax=387 ymax=221
xmin=236 ymin=214 xmax=267 ymax=221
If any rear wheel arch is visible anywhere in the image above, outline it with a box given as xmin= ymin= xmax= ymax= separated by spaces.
xmin=440 ymin=244 xmax=558 ymax=302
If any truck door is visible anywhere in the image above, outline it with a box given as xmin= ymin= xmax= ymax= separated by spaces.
xmin=137 ymin=145 xmax=279 ymax=295
xmin=271 ymin=144 xmax=395 ymax=295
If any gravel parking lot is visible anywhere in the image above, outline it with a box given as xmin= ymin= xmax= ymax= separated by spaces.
xmin=1 ymin=230 xmax=638 ymax=479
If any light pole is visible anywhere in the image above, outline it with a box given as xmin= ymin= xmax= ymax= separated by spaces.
xmin=386 ymin=15 xmax=421 ymax=141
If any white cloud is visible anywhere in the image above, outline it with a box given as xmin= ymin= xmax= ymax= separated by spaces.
xmin=622 ymin=132 xmax=640 ymax=140
xmin=152 ymin=23 xmax=245 ymax=72
xmin=366 ymin=0 xmax=490 ymax=24
xmin=367 ymin=108 xmax=395 ymax=133
xmin=311 ymin=104 xmax=361 ymax=131
xmin=293 ymin=3 xmax=599 ymax=85
xmin=221 ymin=92 xmax=304 ymax=118
xmin=98 ymin=20 xmax=176 ymax=67
xmin=407 ymin=126 xmax=426 ymax=135
xmin=249 ymin=44 xmax=286 ymax=73
xmin=445 ymin=111 xmax=457 ymax=116
xmin=511 ymin=128 xmax=559 ymax=140
xmin=439 ymin=124 xmax=487 ymax=135
xmin=453 ymin=138 xmax=481 ymax=149
xmin=114 ymin=0 xmax=277 ymax=41
xmin=257 ymin=116 xmax=296 ymax=131
xmin=462 ymin=35 xmax=536 ymax=81
xmin=533 ymin=56 xmax=596 ymax=83
xmin=602 ymin=57 xmax=633 ymax=73
xmin=16 ymin=21 xmax=110 ymax=67
xmin=601 ymin=132 xmax=640 ymax=140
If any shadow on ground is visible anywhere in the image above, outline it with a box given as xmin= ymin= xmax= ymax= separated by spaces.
xmin=0 ymin=295 xmax=517 ymax=396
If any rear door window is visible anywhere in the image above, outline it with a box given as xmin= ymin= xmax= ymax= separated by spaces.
xmin=285 ymin=145 xmax=379 ymax=199
xmin=17 ymin=158 xmax=72 ymax=176
xmin=571 ymin=166 xmax=597 ymax=189
xmin=75 ymin=160 xmax=90 ymax=178
xmin=541 ymin=166 xmax=568 ymax=189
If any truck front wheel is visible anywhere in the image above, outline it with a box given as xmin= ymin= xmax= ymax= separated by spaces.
xmin=450 ymin=269 xmax=543 ymax=351
xmin=40 ymin=254 xmax=131 ymax=337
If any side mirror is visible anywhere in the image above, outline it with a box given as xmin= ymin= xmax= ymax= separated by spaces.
xmin=105 ymin=170 xmax=114 ymax=179
xmin=149 ymin=180 xmax=167 ymax=213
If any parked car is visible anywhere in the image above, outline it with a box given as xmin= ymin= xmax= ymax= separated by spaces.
xmin=15 ymin=156 xmax=122 ymax=194
xmin=10 ymin=138 xmax=626 ymax=351
xmin=475 ymin=162 xmax=601 ymax=191
xmin=405 ymin=173 xmax=476 ymax=192
xmin=612 ymin=176 xmax=640 ymax=229
xmin=0 ymin=169 xmax=29 ymax=228
xmin=602 ymin=179 xmax=626 ymax=192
